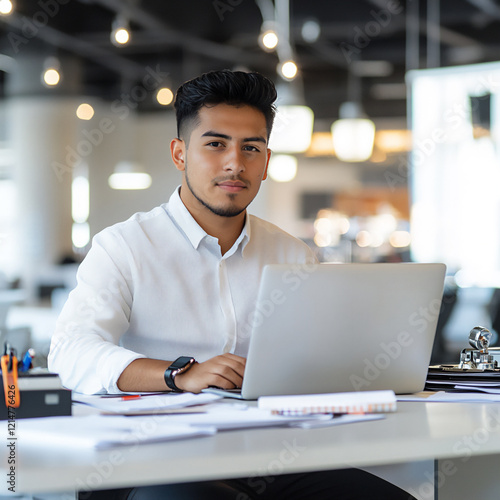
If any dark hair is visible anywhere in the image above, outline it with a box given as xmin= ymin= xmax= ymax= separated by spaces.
xmin=174 ymin=69 xmax=277 ymax=142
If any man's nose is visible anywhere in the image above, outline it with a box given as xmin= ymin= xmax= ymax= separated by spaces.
xmin=223 ymin=147 xmax=245 ymax=174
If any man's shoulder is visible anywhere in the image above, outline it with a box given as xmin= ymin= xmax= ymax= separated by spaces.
xmin=95 ymin=204 xmax=169 ymax=242
xmin=248 ymin=214 xmax=294 ymax=237
xmin=247 ymin=215 xmax=312 ymax=253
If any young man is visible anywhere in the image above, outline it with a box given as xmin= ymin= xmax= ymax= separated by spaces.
xmin=48 ymin=70 xmax=415 ymax=500
xmin=48 ymin=70 xmax=315 ymax=395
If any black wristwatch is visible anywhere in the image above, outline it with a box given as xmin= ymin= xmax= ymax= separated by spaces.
xmin=164 ymin=356 xmax=196 ymax=392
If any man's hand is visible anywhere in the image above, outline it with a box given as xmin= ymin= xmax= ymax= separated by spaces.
xmin=175 ymin=353 xmax=246 ymax=393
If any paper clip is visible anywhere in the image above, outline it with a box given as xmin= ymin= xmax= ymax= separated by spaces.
xmin=1 ymin=344 xmax=20 ymax=409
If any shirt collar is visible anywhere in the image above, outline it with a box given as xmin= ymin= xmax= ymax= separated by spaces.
xmin=167 ymin=186 xmax=251 ymax=254
xmin=166 ymin=186 xmax=207 ymax=250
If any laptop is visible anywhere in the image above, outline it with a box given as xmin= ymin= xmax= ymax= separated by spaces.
xmin=203 ymin=262 xmax=446 ymax=400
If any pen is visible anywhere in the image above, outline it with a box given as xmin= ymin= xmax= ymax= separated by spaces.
xmin=1 ymin=344 xmax=20 ymax=408
xmin=19 ymin=348 xmax=35 ymax=372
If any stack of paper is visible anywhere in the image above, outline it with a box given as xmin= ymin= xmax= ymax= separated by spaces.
xmin=17 ymin=392 xmax=392 ymax=451
xmin=159 ymin=404 xmax=334 ymax=430
xmin=19 ymin=415 xmax=216 ymax=450
xmin=426 ymin=366 xmax=500 ymax=393
xmin=398 ymin=391 xmax=500 ymax=403
xmin=73 ymin=392 xmax=221 ymax=414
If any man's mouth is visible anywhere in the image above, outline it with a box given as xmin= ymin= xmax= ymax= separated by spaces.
xmin=217 ymin=180 xmax=247 ymax=192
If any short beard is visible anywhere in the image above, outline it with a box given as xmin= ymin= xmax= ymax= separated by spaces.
xmin=184 ymin=162 xmax=246 ymax=218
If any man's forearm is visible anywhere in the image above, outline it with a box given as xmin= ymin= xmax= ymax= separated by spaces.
xmin=117 ymin=358 xmax=172 ymax=392
xmin=116 ymin=354 xmax=246 ymax=394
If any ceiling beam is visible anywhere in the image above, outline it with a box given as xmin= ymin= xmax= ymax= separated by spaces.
xmin=465 ymin=0 xmax=500 ymax=18
xmin=90 ymin=0 xmax=273 ymax=68
xmin=0 ymin=12 xmax=146 ymax=80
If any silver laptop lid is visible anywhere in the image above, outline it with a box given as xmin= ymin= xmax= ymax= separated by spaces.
xmin=241 ymin=263 xmax=446 ymax=399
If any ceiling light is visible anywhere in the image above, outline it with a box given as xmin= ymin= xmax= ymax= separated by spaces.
xmin=43 ymin=69 xmax=60 ymax=86
xmin=270 ymin=81 xmax=314 ymax=153
xmin=331 ymin=102 xmax=375 ymax=162
xmin=268 ymin=154 xmax=297 ymax=182
xmin=76 ymin=103 xmax=95 ymax=120
xmin=0 ymin=0 xmax=13 ymax=15
xmin=278 ymin=60 xmax=298 ymax=80
xmin=306 ymin=132 xmax=335 ymax=157
xmin=375 ymin=130 xmax=412 ymax=153
xmin=72 ymin=176 xmax=89 ymax=223
xmin=258 ymin=20 xmax=279 ymax=51
xmin=301 ymin=19 xmax=320 ymax=43
xmin=111 ymin=16 xmax=131 ymax=46
xmin=261 ymin=29 xmax=279 ymax=50
xmin=156 ymin=87 xmax=174 ymax=106
xmin=108 ymin=161 xmax=152 ymax=190
xmin=72 ymin=222 xmax=90 ymax=249
xmin=390 ymin=231 xmax=411 ymax=248
xmin=41 ymin=57 xmax=62 ymax=87
xmin=269 ymin=105 xmax=314 ymax=153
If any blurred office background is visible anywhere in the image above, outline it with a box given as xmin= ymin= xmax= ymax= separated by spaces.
xmin=1 ymin=0 xmax=500 ymax=366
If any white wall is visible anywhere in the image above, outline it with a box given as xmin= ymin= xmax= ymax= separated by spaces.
xmin=87 ymin=104 xmax=180 ymax=235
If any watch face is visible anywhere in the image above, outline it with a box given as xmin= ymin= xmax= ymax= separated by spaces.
xmin=172 ymin=356 xmax=195 ymax=369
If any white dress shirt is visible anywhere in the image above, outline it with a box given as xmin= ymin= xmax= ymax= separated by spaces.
xmin=48 ymin=188 xmax=316 ymax=394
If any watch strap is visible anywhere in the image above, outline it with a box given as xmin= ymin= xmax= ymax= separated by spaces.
xmin=164 ymin=356 xmax=195 ymax=392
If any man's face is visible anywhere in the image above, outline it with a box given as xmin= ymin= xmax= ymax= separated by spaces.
xmin=172 ymin=103 xmax=271 ymax=219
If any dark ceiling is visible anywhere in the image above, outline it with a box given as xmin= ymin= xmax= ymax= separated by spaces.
xmin=1 ymin=0 xmax=500 ymax=123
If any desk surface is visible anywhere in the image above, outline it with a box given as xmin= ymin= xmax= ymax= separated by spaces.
xmin=6 ymin=400 xmax=500 ymax=495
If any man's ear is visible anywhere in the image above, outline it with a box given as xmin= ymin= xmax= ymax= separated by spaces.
xmin=262 ymin=149 xmax=271 ymax=181
xmin=170 ymin=138 xmax=186 ymax=171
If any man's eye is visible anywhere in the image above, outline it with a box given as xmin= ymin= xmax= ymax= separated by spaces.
xmin=207 ymin=141 xmax=223 ymax=147
xmin=244 ymin=145 xmax=259 ymax=152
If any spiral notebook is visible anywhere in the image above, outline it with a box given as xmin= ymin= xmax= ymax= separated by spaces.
xmin=258 ymin=390 xmax=397 ymax=415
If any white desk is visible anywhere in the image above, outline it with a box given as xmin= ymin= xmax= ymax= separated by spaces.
xmin=4 ymin=401 xmax=500 ymax=499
